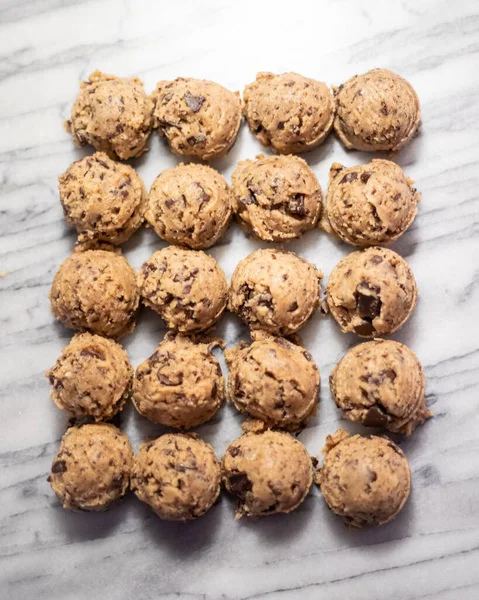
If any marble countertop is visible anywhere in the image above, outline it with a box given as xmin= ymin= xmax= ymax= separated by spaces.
xmin=1 ymin=0 xmax=479 ymax=598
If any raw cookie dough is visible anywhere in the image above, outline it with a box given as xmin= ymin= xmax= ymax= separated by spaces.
xmin=330 ymin=339 xmax=431 ymax=435
xmin=325 ymin=247 xmax=417 ymax=337
xmin=243 ymin=72 xmax=335 ymax=154
xmin=46 ymin=333 xmax=133 ymax=421
xmin=325 ymin=159 xmax=420 ymax=246
xmin=152 ymin=77 xmax=242 ymax=161
xmin=225 ymin=331 xmax=320 ymax=429
xmin=131 ymin=433 xmax=221 ymax=521
xmin=231 ymin=154 xmax=322 ymax=242
xmin=315 ymin=429 xmax=411 ymax=528
xmin=50 ymin=249 xmax=139 ymax=338
xmin=48 ymin=423 xmax=133 ymax=511
xmin=222 ymin=430 xmax=313 ymax=517
xmin=138 ymin=246 xmax=227 ymax=333
xmin=66 ymin=70 xmax=154 ymax=160
xmin=58 ymin=152 xmax=147 ymax=245
xmin=334 ymin=68 xmax=420 ymax=152
xmin=133 ymin=333 xmax=225 ymax=429
xmin=228 ymin=248 xmax=322 ymax=335
xmin=146 ymin=163 xmax=232 ymax=249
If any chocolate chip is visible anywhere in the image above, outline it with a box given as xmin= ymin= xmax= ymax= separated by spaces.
xmin=380 ymin=102 xmax=388 ymax=116
xmin=96 ymin=158 xmax=110 ymax=169
xmin=228 ymin=446 xmax=242 ymax=457
xmin=158 ymin=119 xmax=181 ymax=129
xmin=340 ymin=172 xmax=358 ymax=184
xmin=162 ymin=93 xmax=173 ymax=104
xmin=184 ymin=92 xmax=206 ymax=112
xmin=277 ymin=121 xmax=285 ymax=130
xmin=80 ymin=348 xmax=106 ymax=360
xmin=228 ymin=472 xmax=252 ymax=497
xmin=165 ymin=198 xmax=174 ymax=209
xmin=288 ymin=301 xmax=298 ymax=312
xmin=369 ymin=255 xmax=383 ymax=265
xmin=193 ymin=182 xmax=210 ymax=205
xmin=360 ymin=172 xmax=373 ymax=183
xmin=354 ymin=321 xmax=376 ymax=336
xmin=187 ymin=134 xmax=206 ymax=146
xmin=363 ymin=406 xmax=388 ymax=427
xmin=381 ymin=369 xmax=397 ymax=382
xmin=356 ymin=292 xmax=382 ymax=320
xmin=393 ymin=193 xmax=401 ymax=201
xmin=287 ymin=194 xmax=306 ymax=217
xmin=116 ymin=124 xmax=124 ymax=134
xmin=157 ymin=372 xmax=183 ymax=386
xmin=51 ymin=460 xmax=67 ymax=474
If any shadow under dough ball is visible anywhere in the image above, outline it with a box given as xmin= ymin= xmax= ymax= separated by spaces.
xmin=66 ymin=70 xmax=154 ymax=160
xmin=325 ymin=247 xmax=417 ymax=337
xmin=131 ymin=433 xmax=221 ymax=521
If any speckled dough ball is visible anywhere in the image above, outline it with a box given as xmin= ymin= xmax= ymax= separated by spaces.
xmin=131 ymin=433 xmax=221 ymax=521
xmin=58 ymin=152 xmax=147 ymax=245
xmin=330 ymin=339 xmax=431 ymax=435
xmin=326 ymin=247 xmax=417 ymax=337
xmin=231 ymin=154 xmax=322 ymax=242
xmin=152 ymin=77 xmax=242 ymax=160
xmin=48 ymin=423 xmax=133 ymax=511
xmin=222 ymin=431 xmax=313 ymax=517
xmin=145 ymin=163 xmax=233 ymax=249
xmin=316 ymin=430 xmax=411 ymax=529
xmin=334 ymin=68 xmax=420 ymax=152
xmin=66 ymin=70 xmax=154 ymax=160
xmin=46 ymin=333 xmax=133 ymax=421
xmin=50 ymin=249 xmax=139 ymax=338
xmin=243 ymin=72 xmax=335 ymax=154
xmin=325 ymin=160 xmax=420 ymax=246
xmin=228 ymin=248 xmax=322 ymax=335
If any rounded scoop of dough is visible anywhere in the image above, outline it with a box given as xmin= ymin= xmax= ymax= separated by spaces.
xmin=222 ymin=430 xmax=313 ymax=517
xmin=325 ymin=159 xmax=420 ymax=246
xmin=326 ymin=247 xmax=417 ymax=338
xmin=228 ymin=248 xmax=322 ymax=335
xmin=50 ymin=249 xmax=139 ymax=339
xmin=231 ymin=154 xmax=322 ymax=242
xmin=146 ymin=163 xmax=232 ymax=249
xmin=152 ymin=77 xmax=242 ymax=160
xmin=333 ymin=68 xmax=420 ymax=152
xmin=316 ymin=429 xmax=411 ymax=528
xmin=243 ymin=72 xmax=335 ymax=154
xmin=48 ymin=423 xmax=133 ymax=511
xmin=131 ymin=433 xmax=221 ymax=521
xmin=66 ymin=70 xmax=154 ymax=160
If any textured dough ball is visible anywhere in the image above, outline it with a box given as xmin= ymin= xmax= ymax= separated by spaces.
xmin=228 ymin=248 xmax=322 ymax=335
xmin=152 ymin=77 xmax=242 ymax=160
xmin=231 ymin=154 xmax=322 ymax=241
xmin=222 ymin=430 xmax=313 ymax=517
xmin=330 ymin=339 xmax=431 ymax=435
xmin=133 ymin=334 xmax=225 ymax=429
xmin=58 ymin=152 xmax=147 ymax=245
xmin=145 ymin=163 xmax=232 ymax=249
xmin=131 ymin=433 xmax=221 ymax=521
xmin=66 ymin=70 xmax=154 ymax=160
xmin=325 ymin=159 xmax=420 ymax=246
xmin=316 ymin=430 xmax=411 ymax=528
xmin=226 ymin=332 xmax=320 ymax=429
xmin=50 ymin=249 xmax=139 ymax=338
xmin=326 ymin=247 xmax=417 ymax=337
xmin=48 ymin=423 xmax=133 ymax=511
xmin=243 ymin=72 xmax=334 ymax=154
xmin=46 ymin=333 xmax=133 ymax=421
xmin=138 ymin=246 xmax=227 ymax=333
xmin=334 ymin=68 xmax=420 ymax=152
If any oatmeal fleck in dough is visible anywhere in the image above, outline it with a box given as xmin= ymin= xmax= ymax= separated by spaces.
xmin=231 ymin=154 xmax=322 ymax=242
xmin=152 ymin=77 xmax=242 ymax=161
xmin=66 ymin=70 xmax=154 ymax=160
xmin=131 ymin=433 xmax=221 ymax=521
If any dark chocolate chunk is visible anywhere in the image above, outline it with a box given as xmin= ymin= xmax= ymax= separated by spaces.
xmin=288 ymin=301 xmax=298 ymax=312
xmin=360 ymin=171 xmax=373 ymax=183
xmin=184 ymin=92 xmax=206 ymax=113
xmin=354 ymin=321 xmax=376 ymax=336
xmin=380 ymin=102 xmax=389 ymax=116
xmin=228 ymin=472 xmax=253 ymax=497
xmin=340 ymin=172 xmax=358 ymax=184
xmin=157 ymin=371 xmax=183 ymax=386
xmin=287 ymin=194 xmax=306 ymax=217
xmin=356 ymin=293 xmax=382 ymax=320
xmin=369 ymin=255 xmax=383 ymax=265
xmin=363 ymin=406 xmax=389 ymax=427
xmin=228 ymin=446 xmax=242 ymax=457
xmin=80 ymin=348 xmax=106 ymax=361
xmin=51 ymin=460 xmax=67 ymax=474
xmin=96 ymin=158 xmax=110 ymax=169
xmin=187 ymin=134 xmax=207 ymax=146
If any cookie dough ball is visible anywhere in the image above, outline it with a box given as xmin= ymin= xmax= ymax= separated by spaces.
xmin=243 ymin=72 xmax=335 ymax=154
xmin=152 ymin=77 xmax=242 ymax=161
xmin=138 ymin=246 xmax=227 ymax=333
xmin=58 ymin=152 xmax=147 ymax=245
xmin=316 ymin=430 xmax=411 ymax=528
xmin=334 ymin=68 xmax=420 ymax=152
xmin=50 ymin=249 xmax=139 ymax=338
xmin=326 ymin=247 xmax=417 ymax=337
xmin=48 ymin=423 xmax=133 ymax=511
xmin=46 ymin=333 xmax=133 ymax=421
xmin=226 ymin=332 xmax=320 ymax=429
xmin=229 ymin=248 xmax=322 ymax=335
xmin=133 ymin=334 xmax=225 ymax=429
xmin=330 ymin=339 xmax=431 ymax=435
xmin=131 ymin=433 xmax=221 ymax=521
xmin=222 ymin=431 xmax=313 ymax=517
xmin=231 ymin=154 xmax=322 ymax=242
xmin=146 ymin=163 xmax=232 ymax=249
xmin=66 ymin=70 xmax=154 ymax=159
xmin=325 ymin=160 xmax=420 ymax=247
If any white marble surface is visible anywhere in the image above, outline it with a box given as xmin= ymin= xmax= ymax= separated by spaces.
xmin=1 ymin=0 xmax=479 ymax=598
